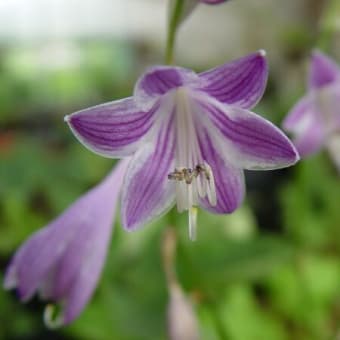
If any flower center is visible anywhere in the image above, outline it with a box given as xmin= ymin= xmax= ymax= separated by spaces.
xmin=168 ymin=87 xmax=217 ymax=240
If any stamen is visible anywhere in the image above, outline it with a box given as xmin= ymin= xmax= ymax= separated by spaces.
xmin=172 ymin=88 xmax=217 ymax=240
xmin=168 ymin=163 xmax=217 ymax=238
xmin=204 ymin=162 xmax=217 ymax=206
xmin=44 ymin=303 xmax=64 ymax=329
xmin=188 ymin=207 xmax=198 ymax=241
xmin=196 ymin=172 xmax=206 ymax=198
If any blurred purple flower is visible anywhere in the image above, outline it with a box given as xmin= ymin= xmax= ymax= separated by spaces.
xmin=66 ymin=51 xmax=298 ymax=239
xmin=4 ymin=160 xmax=128 ymax=327
xmin=283 ymin=50 xmax=340 ymax=169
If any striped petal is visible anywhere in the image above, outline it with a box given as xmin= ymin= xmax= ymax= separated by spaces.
xmin=282 ymin=95 xmax=314 ymax=131
xmin=197 ymin=129 xmax=245 ymax=213
xmin=293 ymin=119 xmax=325 ymax=157
xmin=121 ymin=115 xmax=176 ymax=231
xmin=193 ymin=94 xmax=299 ymax=170
xmin=309 ymin=50 xmax=340 ymax=90
xmin=283 ymin=95 xmax=325 ymax=156
xmin=134 ymin=66 xmax=200 ymax=110
xmin=198 ymin=50 xmax=268 ymax=109
xmin=65 ymin=97 xmax=157 ymax=158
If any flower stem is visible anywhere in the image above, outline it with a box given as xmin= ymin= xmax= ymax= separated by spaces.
xmin=165 ymin=0 xmax=185 ymax=64
xmin=317 ymin=0 xmax=340 ymax=51
xmin=162 ymin=227 xmax=178 ymax=286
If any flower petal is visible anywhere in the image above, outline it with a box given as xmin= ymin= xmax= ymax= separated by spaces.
xmin=50 ymin=160 xmax=128 ymax=325
xmin=121 ymin=114 xmax=176 ymax=231
xmin=4 ymin=160 xmax=129 ymax=324
xmin=309 ymin=50 xmax=340 ymax=89
xmin=61 ymin=242 xmax=108 ymax=324
xmin=282 ymin=95 xmax=314 ymax=131
xmin=198 ymin=50 xmax=268 ymax=109
xmin=65 ymin=97 xmax=157 ymax=158
xmin=283 ymin=83 xmax=340 ymax=157
xmin=3 ymin=209 xmax=85 ymax=302
xmin=134 ymin=66 xmax=200 ymax=110
xmin=292 ymin=117 xmax=326 ymax=157
xmin=197 ymin=129 xmax=245 ymax=213
xmin=282 ymin=93 xmax=327 ymax=157
xmin=60 ymin=207 xmax=116 ymax=325
xmin=193 ymin=94 xmax=299 ymax=170
xmin=51 ymin=203 xmax=112 ymax=302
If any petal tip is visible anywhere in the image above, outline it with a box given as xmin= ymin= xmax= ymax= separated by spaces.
xmin=283 ymin=139 xmax=300 ymax=166
xmin=16 ymin=286 xmax=31 ymax=302
xmin=257 ymin=49 xmax=266 ymax=57
xmin=121 ymin=217 xmax=141 ymax=232
xmin=311 ymin=49 xmax=326 ymax=60
xmin=64 ymin=115 xmax=70 ymax=123
xmin=281 ymin=117 xmax=291 ymax=131
xmin=3 ymin=266 xmax=17 ymax=290
xmin=292 ymin=148 xmax=301 ymax=164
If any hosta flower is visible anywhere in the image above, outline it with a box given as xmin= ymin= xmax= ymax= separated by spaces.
xmin=283 ymin=50 xmax=340 ymax=170
xmin=4 ymin=160 xmax=128 ymax=327
xmin=66 ymin=51 xmax=299 ymax=240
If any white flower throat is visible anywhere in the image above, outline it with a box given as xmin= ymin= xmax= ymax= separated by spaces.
xmin=168 ymin=87 xmax=217 ymax=240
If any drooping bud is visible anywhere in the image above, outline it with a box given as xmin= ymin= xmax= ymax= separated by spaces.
xmin=168 ymin=283 xmax=200 ymax=340
xmin=162 ymin=228 xmax=200 ymax=340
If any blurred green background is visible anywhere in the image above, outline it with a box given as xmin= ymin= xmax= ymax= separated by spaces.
xmin=1 ymin=0 xmax=340 ymax=339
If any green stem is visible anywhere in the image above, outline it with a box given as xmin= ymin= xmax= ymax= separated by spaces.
xmin=165 ymin=0 xmax=185 ymax=64
xmin=317 ymin=0 xmax=340 ymax=51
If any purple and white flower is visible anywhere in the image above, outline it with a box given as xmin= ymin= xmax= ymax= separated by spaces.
xmin=4 ymin=160 xmax=128 ymax=327
xmin=66 ymin=50 xmax=299 ymax=240
xmin=283 ymin=50 xmax=340 ymax=170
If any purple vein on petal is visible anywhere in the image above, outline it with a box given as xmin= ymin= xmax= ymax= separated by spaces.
xmin=199 ymin=51 xmax=267 ymax=108
xmin=130 ymin=122 xmax=174 ymax=217
xmin=199 ymin=101 xmax=295 ymax=158
xmin=122 ymin=113 xmax=175 ymax=230
xmin=67 ymin=100 xmax=161 ymax=156
xmin=139 ymin=69 xmax=183 ymax=96
xmin=197 ymin=129 xmax=244 ymax=213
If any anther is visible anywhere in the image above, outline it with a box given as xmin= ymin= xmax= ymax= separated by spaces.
xmin=168 ymin=164 xmax=210 ymax=185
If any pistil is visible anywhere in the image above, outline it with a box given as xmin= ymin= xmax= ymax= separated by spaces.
xmin=169 ymin=87 xmax=217 ymax=240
